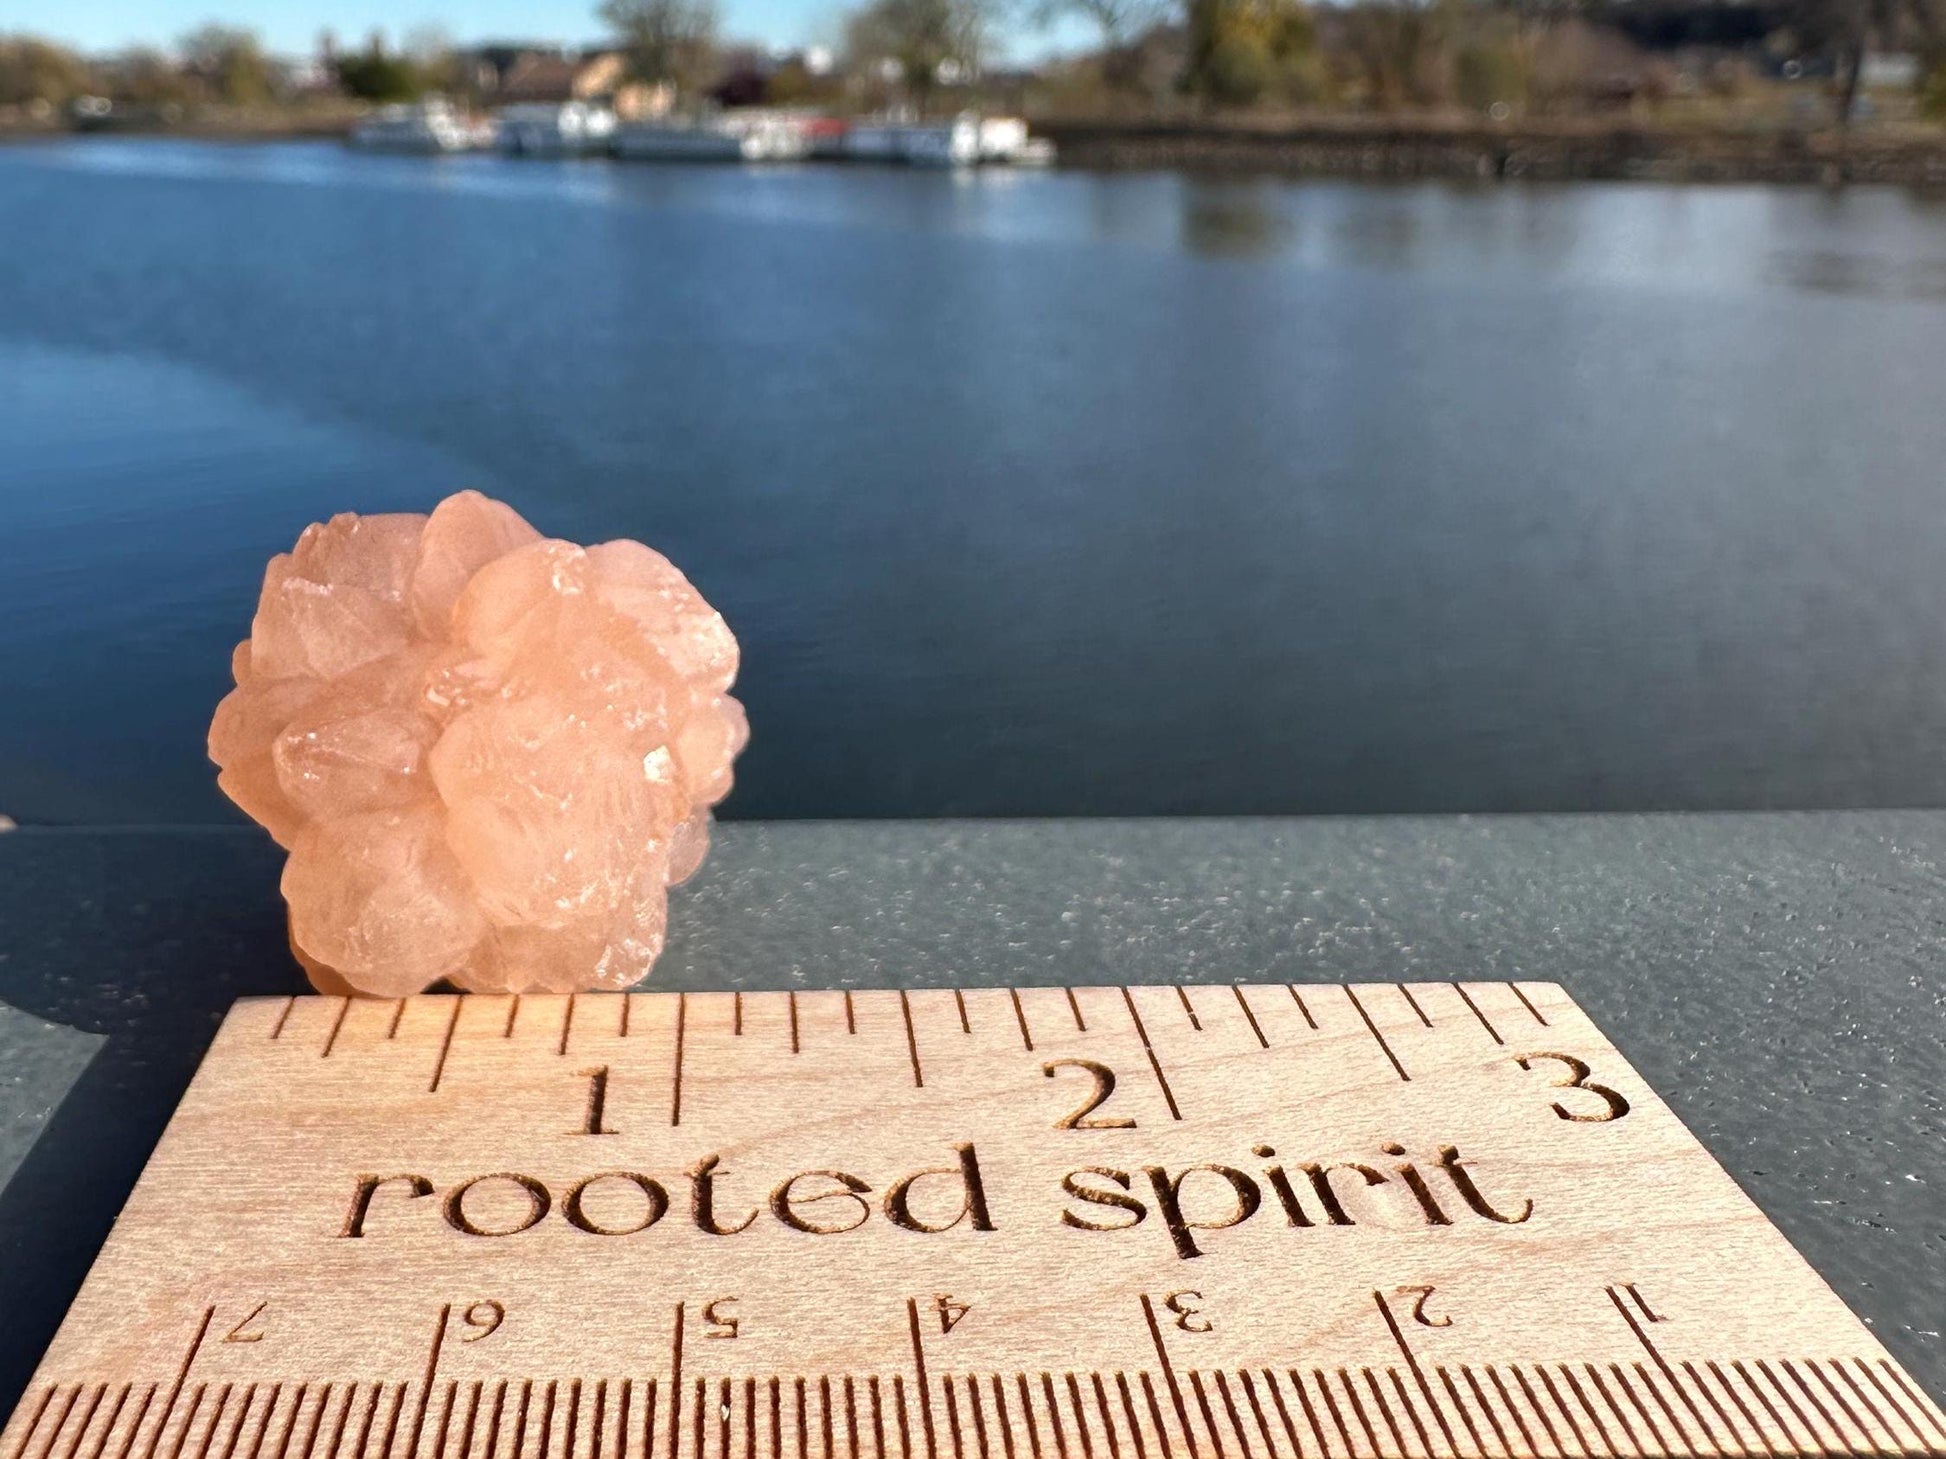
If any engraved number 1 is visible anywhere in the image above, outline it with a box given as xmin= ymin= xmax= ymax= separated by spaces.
xmin=579 ymin=1067 xmax=617 ymax=1135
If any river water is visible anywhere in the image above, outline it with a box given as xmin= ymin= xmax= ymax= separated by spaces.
xmin=4 ymin=138 xmax=1946 ymax=824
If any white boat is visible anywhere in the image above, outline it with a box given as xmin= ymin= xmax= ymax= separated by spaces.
xmin=612 ymin=113 xmax=812 ymax=163
xmin=351 ymin=99 xmax=492 ymax=153
xmin=496 ymin=102 xmax=617 ymax=157
xmin=842 ymin=114 xmax=1049 ymax=167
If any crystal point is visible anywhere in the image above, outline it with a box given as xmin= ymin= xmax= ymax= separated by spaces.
xmin=211 ymin=492 xmax=745 ymax=995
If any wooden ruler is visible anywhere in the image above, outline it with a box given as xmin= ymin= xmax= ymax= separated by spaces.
xmin=5 ymin=985 xmax=1942 ymax=1459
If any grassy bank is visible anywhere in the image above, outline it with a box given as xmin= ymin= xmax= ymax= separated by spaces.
xmin=1030 ymin=115 xmax=1946 ymax=184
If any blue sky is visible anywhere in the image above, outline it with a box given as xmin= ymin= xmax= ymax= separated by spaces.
xmin=21 ymin=0 xmax=1077 ymax=59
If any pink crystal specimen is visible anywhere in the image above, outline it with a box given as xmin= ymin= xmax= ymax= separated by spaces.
xmin=209 ymin=491 xmax=747 ymax=996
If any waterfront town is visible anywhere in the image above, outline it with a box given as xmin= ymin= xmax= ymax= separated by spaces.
xmin=4 ymin=0 xmax=1946 ymax=175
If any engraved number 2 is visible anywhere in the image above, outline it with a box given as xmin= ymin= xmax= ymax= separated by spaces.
xmin=1513 ymin=1052 xmax=1630 ymax=1123
xmin=1043 ymin=1059 xmax=1136 ymax=1130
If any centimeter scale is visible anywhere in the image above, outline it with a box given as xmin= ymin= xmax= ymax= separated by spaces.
xmin=5 ymin=984 xmax=1943 ymax=1459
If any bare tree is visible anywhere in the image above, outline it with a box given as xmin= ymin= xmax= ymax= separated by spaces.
xmin=1033 ymin=0 xmax=1169 ymax=92
xmin=599 ymin=0 xmax=722 ymax=94
xmin=844 ymin=0 xmax=997 ymax=106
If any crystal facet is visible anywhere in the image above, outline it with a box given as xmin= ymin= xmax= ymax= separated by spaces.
xmin=209 ymin=491 xmax=744 ymax=995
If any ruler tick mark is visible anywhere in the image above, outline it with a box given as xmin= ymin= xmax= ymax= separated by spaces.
xmin=143 ymin=1307 xmax=213 ymax=1459
xmin=1120 ymin=991 xmax=1182 ymax=1121
xmin=163 ymin=1384 xmax=204 ymax=1459
xmin=899 ymin=992 xmax=924 ymax=1089
xmin=620 ymin=996 xmax=632 ymax=1040
xmin=270 ymin=1000 xmax=296 ymax=1040
xmin=1875 ymin=1358 xmax=1946 ymax=1443
xmin=669 ymin=1305 xmax=686 ymax=1459
xmin=942 ymin=1381 xmax=964 ymax=1459
xmin=111 ymin=1389 xmax=156 ymax=1459
xmin=907 ymin=1301 xmax=938 ymax=1459
xmin=1380 ymin=1370 xmax=1429 ymax=1459
xmin=990 ymin=1381 xmax=1016 ymax=1459
xmin=504 ymin=998 xmax=519 ymax=1039
xmin=386 ymin=1002 xmax=405 ymax=1041
xmin=1370 ymin=1294 xmax=1455 ymax=1456
xmin=1845 ymin=1360 xmax=1922 ymax=1448
xmin=1453 ymin=1367 xmax=1507 ymax=1458
xmin=559 ymin=998 xmax=576 ymax=1057
xmin=1038 ymin=1377 xmax=1067 ymax=1459
xmin=1008 ymin=991 xmax=1033 ymax=1051
xmin=1130 ymin=1380 xmax=1164 ymax=1459
xmin=1341 ymin=987 xmax=1408 ymax=1082
xmin=321 ymin=1001 xmax=351 ymax=1059
xmin=1451 ymin=985 xmax=1503 ymax=1046
xmin=1507 ymin=984 xmax=1549 ymax=1026
xmin=1284 ymin=989 xmax=1317 ymax=1030
xmin=403 ymin=1307 xmax=450 ymax=1459
xmin=1088 ymin=1378 xmax=1119 ymax=1459
xmin=266 ymin=1387 xmax=305 ymax=1459
xmin=1207 ymin=1374 xmax=1248 ymax=1459
xmin=1327 ymin=1373 xmax=1375 ymax=1458
xmin=1754 ymin=1362 xmax=1820 ymax=1450
xmin=955 ymin=991 xmax=971 ymax=1035
xmin=1434 ymin=1368 xmax=1483 ymax=1458
xmin=1618 ymin=1365 xmax=1684 ymax=1457
xmin=1230 ymin=988 xmax=1267 ymax=1049
xmin=1707 ymin=1363 xmax=1774 ymax=1458
xmin=1394 ymin=986 xmax=1432 ymax=1028
xmin=1061 ymin=1377 xmax=1092 ymax=1459
xmin=1016 ymin=1379 xmax=1042 ymax=1459
xmin=1819 ymin=1361 xmax=1891 ymax=1452
xmin=1478 ymin=1368 xmax=1534 ymax=1459
xmin=60 ymin=1388 xmax=107 ymax=1459
xmin=671 ymin=995 xmax=688 ymax=1125
xmin=1173 ymin=989 xmax=1201 ymax=1032
xmin=427 ymin=1004 xmax=461 ymax=1093
xmin=1676 ymin=1363 xmax=1745 ymax=1456
xmin=1139 ymin=1298 xmax=1196 ymax=1459
xmin=790 ymin=992 xmax=801 ymax=1054
xmin=425 ymin=1388 xmax=454 ymax=1459
xmin=844 ymin=992 xmax=857 ymax=1035
xmin=1065 ymin=990 xmax=1087 ymax=1033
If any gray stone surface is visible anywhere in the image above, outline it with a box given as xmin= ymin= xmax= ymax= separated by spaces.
xmin=1 ymin=814 xmax=1942 ymax=1417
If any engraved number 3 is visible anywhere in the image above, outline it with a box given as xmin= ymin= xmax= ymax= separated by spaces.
xmin=1513 ymin=1052 xmax=1630 ymax=1123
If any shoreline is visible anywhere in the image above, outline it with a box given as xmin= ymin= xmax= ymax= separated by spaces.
xmin=7 ymin=114 xmax=1946 ymax=185
xmin=1032 ymin=116 xmax=1946 ymax=185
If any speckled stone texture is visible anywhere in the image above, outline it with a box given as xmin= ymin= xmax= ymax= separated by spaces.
xmin=0 ymin=814 xmax=1941 ymax=1415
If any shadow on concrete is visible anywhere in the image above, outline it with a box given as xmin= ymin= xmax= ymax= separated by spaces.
xmin=0 ymin=828 xmax=302 ymax=1415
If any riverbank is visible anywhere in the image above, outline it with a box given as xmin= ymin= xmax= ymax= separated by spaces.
xmin=7 ymin=110 xmax=1946 ymax=183
xmin=1034 ymin=116 xmax=1946 ymax=184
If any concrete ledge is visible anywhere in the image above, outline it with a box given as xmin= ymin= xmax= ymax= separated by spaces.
xmin=1 ymin=813 xmax=1942 ymax=1406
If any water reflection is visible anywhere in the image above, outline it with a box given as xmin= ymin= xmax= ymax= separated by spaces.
xmin=1180 ymin=180 xmax=1296 ymax=257
xmin=5 ymin=141 xmax=1946 ymax=824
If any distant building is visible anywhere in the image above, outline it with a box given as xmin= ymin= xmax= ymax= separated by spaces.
xmin=471 ymin=46 xmax=671 ymax=118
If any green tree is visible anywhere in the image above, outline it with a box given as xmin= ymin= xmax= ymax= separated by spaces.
xmin=335 ymin=34 xmax=428 ymax=101
xmin=599 ymin=0 xmax=721 ymax=93
xmin=1181 ymin=0 xmax=1323 ymax=106
xmin=178 ymin=23 xmax=274 ymax=105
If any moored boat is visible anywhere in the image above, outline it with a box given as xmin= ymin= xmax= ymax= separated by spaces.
xmin=496 ymin=102 xmax=617 ymax=157
xmin=351 ymin=98 xmax=492 ymax=153
xmin=842 ymin=114 xmax=1050 ymax=167
xmin=612 ymin=112 xmax=813 ymax=163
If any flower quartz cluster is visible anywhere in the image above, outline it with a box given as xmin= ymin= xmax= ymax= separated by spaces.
xmin=209 ymin=491 xmax=746 ymax=997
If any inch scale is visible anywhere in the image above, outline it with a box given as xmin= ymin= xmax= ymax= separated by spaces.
xmin=5 ymin=983 xmax=1943 ymax=1459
